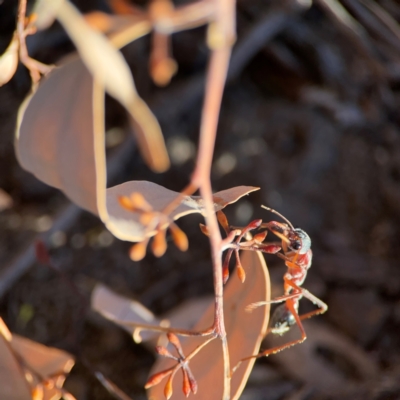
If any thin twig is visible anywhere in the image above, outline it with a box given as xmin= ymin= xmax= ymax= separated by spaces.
xmin=17 ymin=0 xmax=53 ymax=85
xmin=189 ymin=2 xmax=236 ymax=398
xmin=111 ymin=318 xmax=215 ymax=337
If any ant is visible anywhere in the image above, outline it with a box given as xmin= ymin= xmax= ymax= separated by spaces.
xmin=246 ymin=205 xmax=328 ymax=358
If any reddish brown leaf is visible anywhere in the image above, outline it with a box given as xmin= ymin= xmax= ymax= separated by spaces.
xmin=16 ymin=2 xmax=260 ymax=244
xmin=148 ymin=251 xmax=271 ymax=400
xmin=15 ymin=55 xmax=172 ymax=241
xmin=0 ymin=334 xmax=31 ymax=399
xmin=106 ymin=184 xmax=260 ymax=242
xmin=208 ymin=186 xmax=259 ymax=209
xmin=40 ymin=0 xmax=170 ymax=173
xmin=0 ymin=319 xmax=75 ymax=400
xmin=91 ymin=284 xmax=160 ymax=343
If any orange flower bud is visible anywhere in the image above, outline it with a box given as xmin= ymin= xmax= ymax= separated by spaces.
xmin=223 ymin=264 xmax=230 ymax=285
xmin=145 ymin=368 xmax=173 ymax=389
xmin=222 ymin=249 xmax=233 ymax=284
xmin=167 ymin=333 xmax=181 ymax=349
xmin=31 ymin=385 xmax=44 ymax=400
xmin=182 ymin=369 xmax=190 ymax=397
xmin=236 ymin=258 xmax=246 ymax=283
xmin=164 ymin=375 xmax=174 ymax=399
xmin=170 ymin=224 xmax=188 ymax=252
xmin=187 ymin=369 xmax=198 ymax=394
xmin=156 ymin=345 xmax=173 ymax=358
xmin=118 ymin=195 xmax=135 ymax=211
xmin=152 ymin=229 xmax=167 ymax=257
xmin=139 ymin=211 xmax=155 ymax=226
xmin=217 ymin=211 xmax=229 ymax=232
xmin=129 ymin=242 xmax=147 ymax=261
xmin=130 ymin=192 xmax=152 ymax=212
xmin=253 ymin=231 xmax=267 ymax=243
xmin=199 ymin=223 xmax=209 ymax=236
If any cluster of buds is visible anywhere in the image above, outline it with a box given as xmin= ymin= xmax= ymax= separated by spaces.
xmin=200 ymin=211 xmax=281 ymax=283
xmin=145 ymin=333 xmax=198 ymax=399
xmin=118 ymin=193 xmax=188 ymax=261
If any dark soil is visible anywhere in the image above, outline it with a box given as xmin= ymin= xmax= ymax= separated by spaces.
xmin=1 ymin=0 xmax=400 ymax=399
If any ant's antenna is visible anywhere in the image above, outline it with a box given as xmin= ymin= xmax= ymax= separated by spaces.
xmin=261 ymin=205 xmax=295 ymax=230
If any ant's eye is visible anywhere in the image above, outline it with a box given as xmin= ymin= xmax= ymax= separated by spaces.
xmin=290 ymin=240 xmax=302 ymax=251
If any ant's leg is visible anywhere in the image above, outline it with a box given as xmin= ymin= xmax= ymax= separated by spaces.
xmin=260 ymin=289 xmax=326 ymax=318
xmin=252 ymin=240 xmax=281 ymax=248
xmin=281 ymin=278 xmax=327 ymax=320
xmin=298 ymin=288 xmax=328 ymax=321
xmin=247 ymin=276 xmax=302 ymax=310
xmin=275 ymin=252 xmax=303 ymax=270
xmin=242 ymin=298 xmax=307 ymax=362
xmin=247 ymin=292 xmax=300 ymax=310
xmin=264 ymin=289 xmax=327 ymax=319
xmin=260 ymin=222 xmax=292 ymax=254
xmin=277 ymin=278 xmax=327 ymax=320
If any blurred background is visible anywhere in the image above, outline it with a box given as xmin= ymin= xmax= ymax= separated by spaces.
xmin=1 ymin=0 xmax=400 ymax=398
